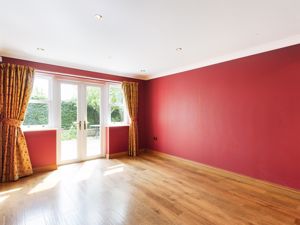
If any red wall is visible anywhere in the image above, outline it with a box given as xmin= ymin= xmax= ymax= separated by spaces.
xmin=106 ymin=126 xmax=129 ymax=155
xmin=24 ymin=130 xmax=57 ymax=168
xmin=145 ymin=44 xmax=300 ymax=190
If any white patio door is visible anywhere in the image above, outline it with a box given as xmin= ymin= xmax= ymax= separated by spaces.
xmin=57 ymin=81 xmax=105 ymax=164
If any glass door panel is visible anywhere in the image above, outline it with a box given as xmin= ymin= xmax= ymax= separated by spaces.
xmin=58 ymin=81 xmax=104 ymax=165
xmin=85 ymin=86 xmax=101 ymax=157
xmin=60 ymin=83 xmax=78 ymax=161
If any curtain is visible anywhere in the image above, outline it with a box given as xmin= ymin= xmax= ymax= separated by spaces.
xmin=122 ymin=81 xmax=138 ymax=156
xmin=0 ymin=63 xmax=35 ymax=182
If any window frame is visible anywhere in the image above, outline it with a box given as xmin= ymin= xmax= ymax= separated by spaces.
xmin=108 ymin=83 xmax=129 ymax=126
xmin=22 ymin=74 xmax=53 ymax=130
xmin=23 ymin=75 xmax=128 ymax=130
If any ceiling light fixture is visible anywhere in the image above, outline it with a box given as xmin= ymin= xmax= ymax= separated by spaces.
xmin=140 ymin=69 xmax=146 ymax=73
xmin=176 ymin=47 xmax=183 ymax=51
xmin=36 ymin=48 xmax=45 ymax=51
xmin=95 ymin=14 xmax=103 ymax=21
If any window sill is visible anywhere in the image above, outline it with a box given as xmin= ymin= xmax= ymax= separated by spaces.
xmin=106 ymin=124 xmax=130 ymax=128
xmin=22 ymin=127 xmax=57 ymax=132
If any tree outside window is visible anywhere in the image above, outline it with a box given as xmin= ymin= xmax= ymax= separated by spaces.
xmin=109 ymin=84 xmax=126 ymax=124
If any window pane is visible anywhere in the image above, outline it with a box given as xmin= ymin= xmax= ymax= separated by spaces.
xmin=31 ymin=77 xmax=49 ymax=100
xmin=60 ymin=83 xmax=78 ymax=161
xmin=109 ymin=85 xmax=123 ymax=105
xmin=87 ymin=86 xmax=100 ymax=127
xmin=110 ymin=105 xmax=124 ymax=122
xmin=61 ymin=84 xmax=78 ymax=131
xmin=86 ymin=86 xmax=101 ymax=157
xmin=23 ymin=103 xmax=48 ymax=126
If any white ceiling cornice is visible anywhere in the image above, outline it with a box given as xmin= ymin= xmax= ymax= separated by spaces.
xmin=1 ymin=34 xmax=299 ymax=81
xmin=148 ymin=35 xmax=300 ymax=80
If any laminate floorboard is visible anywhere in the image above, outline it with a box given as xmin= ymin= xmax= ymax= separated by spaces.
xmin=1 ymin=152 xmax=300 ymax=225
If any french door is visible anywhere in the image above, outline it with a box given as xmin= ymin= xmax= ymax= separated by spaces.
xmin=57 ymin=81 xmax=105 ymax=164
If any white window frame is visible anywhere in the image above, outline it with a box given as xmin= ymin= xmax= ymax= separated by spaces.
xmin=22 ymin=74 xmax=53 ymax=130
xmin=56 ymin=80 xmax=107 ymax=165
xmin=107 ymin=83 xmax=129 ymax=126
xmin=23 ymin=75 xmax=128 ymax=130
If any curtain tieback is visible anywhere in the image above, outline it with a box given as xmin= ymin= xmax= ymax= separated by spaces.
xmin=0 ymin=118 xmax=21 ymax=127
xmin=131 ymin=118 xmax=137 ymax=123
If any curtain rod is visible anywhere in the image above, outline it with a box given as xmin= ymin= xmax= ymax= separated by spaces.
xmin=35 ymin=69 xmax=122 ymax=84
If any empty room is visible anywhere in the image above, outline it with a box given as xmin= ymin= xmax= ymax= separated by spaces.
xmin=0 ymin=0 xmax=300 ymax=224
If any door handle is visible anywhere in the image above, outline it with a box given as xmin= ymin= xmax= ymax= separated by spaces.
xmin=78 ymin=121 xmax=82 ymax=130
xmin=84 ymin=121 xmax=87 ymax=130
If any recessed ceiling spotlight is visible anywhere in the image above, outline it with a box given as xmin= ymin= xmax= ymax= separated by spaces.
xmin=95 ymin=14 xmax=103 ymax=21
xmin=140 ymin=69 xmax=146 ymax=73
xmin=36 ymin=48 xmax=45 ymax=51
xmin=176 ymin=47 xmax=183 ymax=51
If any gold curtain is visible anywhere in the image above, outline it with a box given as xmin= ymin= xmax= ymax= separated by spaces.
xmin=0 ymin=63 xmax=35 ymax=182
xmin=122 ymin=81 xmax=139 ymax=156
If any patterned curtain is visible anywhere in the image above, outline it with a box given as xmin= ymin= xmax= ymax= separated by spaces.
xmin=122 ymin=81 xmax=138 ymax=156
xmin=0 ymin=63 xmax=35 ymax=182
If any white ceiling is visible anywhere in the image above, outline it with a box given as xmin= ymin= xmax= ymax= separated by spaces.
xmin=0 ymin=0 xmax=299 ymax=80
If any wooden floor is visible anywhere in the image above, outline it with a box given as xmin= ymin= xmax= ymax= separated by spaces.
xmin=1 ymin=152 xmax=300 ymax=225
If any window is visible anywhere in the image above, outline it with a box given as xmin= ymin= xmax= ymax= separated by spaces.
xmin=23 ymin=76 xmax=126 ymax=129
xmin=23 ymin=76 xmax=52 ymax=128
xmin=109 ymin=84 xmax=127 ymax=125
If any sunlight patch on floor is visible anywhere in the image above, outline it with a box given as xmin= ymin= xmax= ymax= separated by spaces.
xmin=27 ymin=172 xmax=60 ymax=194
xmin=107 ymin=164 xmax=124 ymax=169
xmin=76 ymin=163 xmax=97 ymax=181
xmin=104 ymin=164 xmax=124 ymax=176
xmin=0 ymin=195 xmax=9 ymax=204
xmin=0 ymin=187 xmax=22 ymax=195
